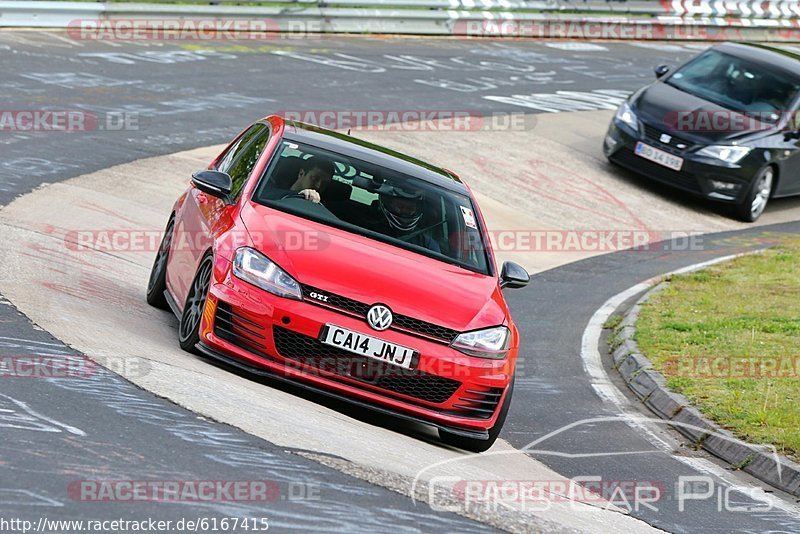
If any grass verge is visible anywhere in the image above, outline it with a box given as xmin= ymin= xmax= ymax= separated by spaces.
xmin=635 ymin=236 xmax=800 ymax=459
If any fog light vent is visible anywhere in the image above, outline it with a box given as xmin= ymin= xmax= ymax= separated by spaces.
xmin=710 ymin=180 xmax=740 ymax=191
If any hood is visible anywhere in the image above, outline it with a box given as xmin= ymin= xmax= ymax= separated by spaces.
xmin=238 ymin=201 xmax=506 ymax=332
xmin=634 ymin=81 xmax=774 ymax=144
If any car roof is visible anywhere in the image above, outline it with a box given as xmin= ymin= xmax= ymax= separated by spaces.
xmin=713 ymin=42 xmax=800 ymax=81
xmin=276 ymin=118 xmax=469 ymax=194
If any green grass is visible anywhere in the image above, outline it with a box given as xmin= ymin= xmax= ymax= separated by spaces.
xmin=604 ymin=313 xmax=623 ymax=330
xmin=635 ymin=236 xmax=800 ymax=459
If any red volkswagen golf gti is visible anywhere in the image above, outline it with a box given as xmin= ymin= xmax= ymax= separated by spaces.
xmin=147 ymin=116 xmax=530 ymax=451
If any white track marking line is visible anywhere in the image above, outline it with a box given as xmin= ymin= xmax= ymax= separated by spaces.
xmin=581 ymin=252 xmax=800 ymax=516
xmin=0 ymin=394 xmax=86 ymax=436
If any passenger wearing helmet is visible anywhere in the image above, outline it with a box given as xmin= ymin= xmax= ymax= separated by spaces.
xmin=375 ymin=185 xmax=441 ymax=254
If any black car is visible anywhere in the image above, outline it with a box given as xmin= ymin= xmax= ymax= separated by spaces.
xmin=604 ymin=42 xmax=800 ymax=221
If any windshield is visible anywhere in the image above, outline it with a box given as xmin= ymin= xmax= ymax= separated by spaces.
xmin=252 ymin=139 xmax=491 ymax=275
xmin=666 ymin=50 xmax=800 ymax=123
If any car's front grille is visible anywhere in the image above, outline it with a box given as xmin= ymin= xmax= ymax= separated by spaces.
xmin=642 ymin=124 xmax=694 ymax=154
xmin=446 ymin=387 xmax=505 ymax=420
xmin=611 ymin=148 xmax=702 ymax=194
xmin=273 ymin=326 xmax=461 ymax=404
xmin=214 ymin=302 xmax=272 ymax=359
xmin=300 ymin=284 xmax=460 ymax=344
xmin=304 ymin=285 xmax=370 ymax=316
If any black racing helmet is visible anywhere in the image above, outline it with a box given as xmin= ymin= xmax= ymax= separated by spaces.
xmin=379 ymin=184 xmax=424 ymax=233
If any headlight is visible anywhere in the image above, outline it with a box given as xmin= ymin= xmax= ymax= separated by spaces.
xmin=450 ymin=326 xmax=510 ymax=359
xmin=696 ymin=145 xmax=751 ymax=164
xmin=614 ymin=102 xmax=638 ymax=131
xmin=232 ymin=247 xmax=302 ymax=300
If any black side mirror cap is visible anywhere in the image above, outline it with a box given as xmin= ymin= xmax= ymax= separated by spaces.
xmin=654 ymin=64 xmax=670 ymax=79
xmin=785 ymin=131 xmax=800 ymax=140
xmin=500 ymin=261 xmax=530 ymax=290
xmin=192 ymin=170 xmax=233 ymax=203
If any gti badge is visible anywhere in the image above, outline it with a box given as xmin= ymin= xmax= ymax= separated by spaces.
xmin=367 ymin=304 xmax=393 ymax=331
xmin=660 ymin=133 xmax=672 ymax=144
xmin=308 ymin=291 xmax=329 ymax=303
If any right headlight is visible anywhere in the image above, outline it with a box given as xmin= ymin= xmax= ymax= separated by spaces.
xmin=696 ymin=145 xmax=751 ymax=164
xmin=614 ymin=101 xmax=638 ymax=131
xmin=232 ymin=247 xmax=302 ymax=300
xmin=451 ymin=326 xmax=510 ymax=359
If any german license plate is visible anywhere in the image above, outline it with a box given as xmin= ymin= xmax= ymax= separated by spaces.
xmin=319 ymin=324 xmax=417 ymax=370
xmin=635 ymin=141 xmax=684 ymax=171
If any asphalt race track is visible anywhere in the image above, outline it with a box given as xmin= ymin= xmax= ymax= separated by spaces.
xmin=2 ymin=32 xmax=800 ymax=533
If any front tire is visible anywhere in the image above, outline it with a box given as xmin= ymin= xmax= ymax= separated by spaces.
xmin=178 ymin=254 xmax=214 ymax=353
xmin=734 ymin=166 xmax=773 ymax=222
xmin=146 ymin=216 xmax=175 ymax=309
xmin=438 ymin=376 xmax=514 ymax=453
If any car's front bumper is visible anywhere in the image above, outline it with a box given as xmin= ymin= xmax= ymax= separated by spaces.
xmin=604 ymin=120 xmax=757 ymax=204
xmin=195 ymin=260 xmax=515 ymax=435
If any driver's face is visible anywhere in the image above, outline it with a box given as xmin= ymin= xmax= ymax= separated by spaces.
xmin=292 ymin=167 xmax=331 ymax=192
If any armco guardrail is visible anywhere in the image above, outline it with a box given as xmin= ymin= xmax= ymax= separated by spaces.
xmin=49 ymin=0 xmax=800 ymax=17
xmin=3 ymin=0 xmax=800 ymax=40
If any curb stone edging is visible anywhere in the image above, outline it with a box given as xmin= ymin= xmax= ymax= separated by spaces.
xmin=610 ymin=280 xmax=800 ymax=497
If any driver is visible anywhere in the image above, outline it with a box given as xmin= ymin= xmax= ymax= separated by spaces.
xmin=375 ymin=184 xmax=441 ymax=253
xmin=264 ymin=156 xmax=335 ymax=203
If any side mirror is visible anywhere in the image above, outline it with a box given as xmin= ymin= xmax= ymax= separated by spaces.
xmin=654 ymin=64 xmax=670 ymax=79
xmin=192 ymin=170 xmax=233 ymax=203
xmin=783 ymin=129 xmax=800 ymax=141
xmin=499 ymin=261 xmax=530 ymax=290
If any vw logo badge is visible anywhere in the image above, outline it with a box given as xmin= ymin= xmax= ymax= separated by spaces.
xmin=659 ymin=133 xmax=672 ymax=144
xmin=367 ymin=304 xmax=393 ymax=331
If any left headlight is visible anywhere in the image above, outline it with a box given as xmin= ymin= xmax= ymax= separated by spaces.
xmin=451 ymin=326 xmax=510 ymax=359
xmin=696 ymin=145 xmax=751 ymax=164
xmin=232 ymin=247 xmax=302 ymax=300
xmin=614 ymin=101 xmax=638 ymax=131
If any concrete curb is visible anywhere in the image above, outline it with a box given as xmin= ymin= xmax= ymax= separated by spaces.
xmin=610 ymin=278 xmax=800 ymax=497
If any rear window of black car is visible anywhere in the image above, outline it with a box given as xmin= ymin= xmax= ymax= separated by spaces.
xmin=666 ymin=50 xmax=800 ymax=122
xmin=251 ymin=140 xmax=492 ymax=275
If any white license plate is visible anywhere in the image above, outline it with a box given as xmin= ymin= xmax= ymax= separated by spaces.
xmin=635 ymin=141 xmax=684 ymax=171
xmin=319 ymin=324 xmax=417 ymax=370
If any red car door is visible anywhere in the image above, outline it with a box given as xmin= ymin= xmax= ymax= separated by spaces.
xmin=167 ymin=123 xmax=271 ymax=308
